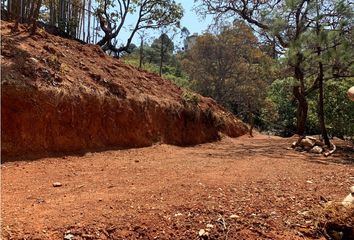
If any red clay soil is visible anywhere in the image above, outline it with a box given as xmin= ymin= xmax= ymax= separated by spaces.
xmin=1 ymin=20 xmax=247 ymax=160
xmin=1 ymin=134 xmax=354 ymax=240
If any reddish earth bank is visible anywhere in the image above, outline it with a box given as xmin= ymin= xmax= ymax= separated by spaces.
xmin=1 ymin=20 xmax=247 ymax=160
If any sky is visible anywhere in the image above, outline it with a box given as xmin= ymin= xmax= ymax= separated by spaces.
xmin=176 ymin=0 xmax=213 ymax=36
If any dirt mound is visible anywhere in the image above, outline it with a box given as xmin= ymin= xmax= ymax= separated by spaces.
xmin=1 ymin=21 xmax=248 ymax=160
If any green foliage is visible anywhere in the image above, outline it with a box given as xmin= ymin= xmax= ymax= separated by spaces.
xmin=122 ymin=56 xmax=191 ymax=88
xmin=261 ymin=78 xmax=297 ymax=136
xmin=263 ymin=77 xmax=354 ymax=137
xmin=323 ymin=78 xmax=354 ymax=138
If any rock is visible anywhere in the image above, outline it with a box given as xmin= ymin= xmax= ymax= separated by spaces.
xmin=342 ymin=186 xmax=354 ymax=207
xmin=229 ymin=214 xmax=240 ymax=219
xmin=300 ymin=138 xmax=316 ymax=148
xmin=52 ymin=182 xmax=62 ymax=187
xmin=348 ymin=86 xmax=354 ymax=101
xmin=206 ymin=224 xmax=214 ymax=229
xmin=64 ymin=232 xmax=74 ymax=240
xmin=306 ymin=180 xmax=313 ymax=184
xmin=29 ymin=57 xmax=39 ymax=64
xmin=291 ymin=141 xmax=297 ymax=148
xmin=198 ymin=229 xmax=206 ymax=237
xmin=309 ymin=146 xmax=323 ymax=154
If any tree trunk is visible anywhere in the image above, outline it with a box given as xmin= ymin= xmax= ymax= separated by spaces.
xmin=139 ymin=37 xmax=144 ymax=69
xmin=318 ymin=62 xmax=330 ymax=146
xmin=30 ymin=0 xmax=42 ymax=35
xmin=315 ymin=1 xmax=330 ymax=147
xmin=293 ymin=53 xmax=308 ymax=136
xmin=159 ymin=36 xmax=164 ymax=76
xmin=249 ymin=110 xmax=254 ymax=137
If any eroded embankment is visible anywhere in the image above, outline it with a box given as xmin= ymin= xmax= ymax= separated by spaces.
xmin=1 ymin=21 xmax=248 ymax=160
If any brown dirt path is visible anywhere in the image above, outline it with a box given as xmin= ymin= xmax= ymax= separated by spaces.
xmin=1 ymin=135 xmax=353 ymax=239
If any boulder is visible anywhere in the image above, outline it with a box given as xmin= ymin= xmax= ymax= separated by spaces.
xmin=348 ymin=86 xmax=354 ymax=101
xmin=309 ymin=146 xmax=323 ymax=154
xmin=300 ymin=138 xmax=316 ymax=148
xmin=342 ymin=186 xmax=354 ymax=207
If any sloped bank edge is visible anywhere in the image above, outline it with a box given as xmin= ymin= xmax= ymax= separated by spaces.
xmin=1 ymin=84 xmax=248 ymax=161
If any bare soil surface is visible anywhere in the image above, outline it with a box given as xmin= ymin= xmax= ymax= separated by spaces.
xmin=2 ymin=134 xmax=353 ymax=239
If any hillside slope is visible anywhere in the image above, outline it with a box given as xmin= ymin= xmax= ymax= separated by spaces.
xmin=1 ymin=21 xmax=248 ymax=160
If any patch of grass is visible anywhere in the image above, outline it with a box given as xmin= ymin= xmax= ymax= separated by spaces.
xmin=181 ymin=90 xmax=200 ymax=106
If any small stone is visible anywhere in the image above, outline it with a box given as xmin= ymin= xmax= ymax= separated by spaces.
xmin=309 ymin=146 xmax=323 ymax=154
xmin=52 ymin=182 xmax=62 ymax=187
xmin=198 ymin=229 xmax=206 ymax=237
xmin=342 ymin=189 xmax=354 ymax=207
xmin=64 ymin=232 xmax=74 ymax=240
xmin=306 ymin=180 xmax=313 ymax=184
xmin=206 ymin=224 xmax=214 ymax=229
xmin=229 ymin=214 xmax=240 ymax=219
xmin=350 ymin=186 xmax=354 ymax=194
xmin=29 ymin=57 xmax=39 ymax=64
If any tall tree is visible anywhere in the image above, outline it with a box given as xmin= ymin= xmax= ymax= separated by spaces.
xmin=95 ymin=0 xmax=183 ymax=56
xmin=196 ymin=0 xmax=353 ymax=138
xmin=182 ymin=22 xmax=276 ymax=130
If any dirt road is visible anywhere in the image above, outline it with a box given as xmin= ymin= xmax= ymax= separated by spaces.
xmin=2 ymin=135 xmax=353 ymax=239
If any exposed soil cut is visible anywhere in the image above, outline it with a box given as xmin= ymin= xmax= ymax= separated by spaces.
xmin=1 ymin=21 xmax=247 ymax=160
xmin=1 ymin=134 xmax=353 ymax=239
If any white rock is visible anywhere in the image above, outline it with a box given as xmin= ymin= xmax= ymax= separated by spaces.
xmin=342 ymin=186 xmax=354 ymax=207
xmin=342 ymin=193 xmax=354 ymax=207
xmin=64 ymin=232 xmax=74 ymax=240
xmin=300 ymin=138 xmax=315 ymax=148
xmin=52 ymin=182 xmax=62 ymax=187
xmin=309 ymin=146 xmax=323 ymax=154
xmin=348 ymin=86 xmax=354 ymax=101
xmin=29 ymin=57 xmax=39 ymax=64
xmin=229 ymin=214 xmax=240 ymax=219
xmin=198 ymin=229 xmax=206 ymax=236
xmin=206 ymin=224 xmax=214 ymax=229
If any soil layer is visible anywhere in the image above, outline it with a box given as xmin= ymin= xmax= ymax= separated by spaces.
xmin=2 ymin=134 xmax=353 ymax=239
